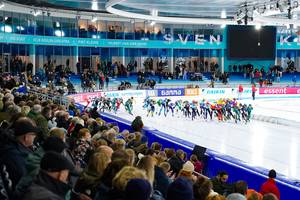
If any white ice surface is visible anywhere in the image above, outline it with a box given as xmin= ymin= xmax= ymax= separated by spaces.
xmin=105 ymin=97 xmax=300 ymax=181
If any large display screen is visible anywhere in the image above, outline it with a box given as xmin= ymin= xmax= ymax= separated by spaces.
xmin=227 ymin=25 xmax=276 ymax=59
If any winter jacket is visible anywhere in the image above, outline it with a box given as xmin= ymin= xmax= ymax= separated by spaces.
xmin=0 ymin=138 xmax=33 ymax=190
xmin=22 ymin=170 xmax=71 ymax=200
xmin=168 ymin=156 xmax=184 ymax=176
xmin=15 ymin=148 xmax=45 ymax=197
xmin=260 ymin=178 xmax=280 ymax=200
xmin=154 ymin=166 xmax=171 ymax=198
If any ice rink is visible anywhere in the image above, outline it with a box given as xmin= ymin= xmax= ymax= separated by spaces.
xmin=105 ymin=97 xmax=300 ymax=181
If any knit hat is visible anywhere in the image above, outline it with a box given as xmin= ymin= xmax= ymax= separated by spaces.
xmin=40 ymin=151 xmax=74 ymax=172
xmin=167 ymin=177 xmax=193 ymax=200
xmin=226 ymin=193 xmax=246 ymax=200
xmin=125 ymin=179 xmax=152 ymax=200
xmin=13 ymin=119 xmax=41 ymax=137
xmin=43 ymin=136 xmax=67 ymax=153
xmin=182 ymin=161 xmax=195 ymax=173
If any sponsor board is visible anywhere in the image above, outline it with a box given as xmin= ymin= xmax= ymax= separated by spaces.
xmin=68 ymin=92 xmax=102 ymax=103
xmin=185 ymin=88 xmax=200 ymax=96
xmin=103 ymin=90 xmax=146 ymax=98
xmin=146 ymin=90 xmax=158 ymax=97
xmin=157 ymin=88 xmax=185 ymax=97
xmin=259 ymin=87 xmax=300 ymax=95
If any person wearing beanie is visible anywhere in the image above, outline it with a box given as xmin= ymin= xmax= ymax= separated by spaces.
xmin=226 ymin=193 xmax=246 ymax=200
xmin=177 ymin=161 xmax=197 ymax=183
xmin=125 ymin=178 xmax=152 ymax=200
xmin=260 ymin=169 xmax=280 ymax=200
xmin=15 ymin=136 xmax=67 ymax=197
xmin=167 ymin=177 xmax=193 ymax=200
xmin=22 ymin=151 xmax=74 ymax=200
xmin=0 ymin=117 xmax=39 ymax=190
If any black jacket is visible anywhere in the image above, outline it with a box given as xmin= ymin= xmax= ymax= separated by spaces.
xmin=168 ymin=156 xmax=184 ymax=176
xmin=0 ymin=137 xmax=33 ymax=190
xmin=22 ymin=170 xmax=71 ymax=200
xmin=154 ymin=166 xmax=171 ymax=198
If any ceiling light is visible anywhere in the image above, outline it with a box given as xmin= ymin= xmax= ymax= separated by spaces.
xmin=150 ymin=21 xmax=156 ymax=26
xmin=221 ymin=24 xmax=226 ymax=28
xmin=4 ymin=16 xmax=8 ymax=21
xmin=221 ymin=10 xmax=227 ymax=19
xmin=1 ymin=25 xmax=12 ymax=33
xmin=92 ymin=0 xmax=98 ymax=11
xmin=33 ymin=10 xmax=41 ymax=17
xmin=16 ymin=26 xmax=24 ymax=31
xmin=255 ymin=23 xmax=262 ymax=30
xmin=56 ymin=21 xmax=60 ymax=27
xmin=54 ymin=30 xmax=65 ymax=37
xmin=0 ymin=2 xmax=4 ymax=9
xmin=151 ymin=9 xmax=158 ymax=17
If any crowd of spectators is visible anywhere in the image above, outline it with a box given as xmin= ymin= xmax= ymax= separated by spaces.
xmin=0 ymin=82 xmax=282 ymax=200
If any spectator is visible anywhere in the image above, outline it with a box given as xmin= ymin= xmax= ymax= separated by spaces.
xmin=72 ymin=128 xmax=92 ymax=167
xmin=168 ymin=149 xmax=185 ymax=176
xmin=250 ymin=84 xmax=256 ymax=100
xmin=167 ymin=177 xmax=193 ymax=200
xmin=193 ymin=176 xmax=213 ymax=200
xmin=247 ymin=189 xmax=263 ymax=200
xmin=260 ymin=169 xmax=280 ymax=200
xmin=106 ymin=166 xmax=148 ymax=199
xmin=238 ymin=84 xmax=243 ymax=100
xmin=22 ymin=151 xmax=74 ymax=200
xmin=0 ymin=117 xmax=39 ymax=190
xmin=234 ymin=180 xmax=248 ymax=196
xmin=131 ymin=116 xmax=144 ymax=132
xmin=262 ymin=193 xmax=278 ymax=200
xmin=154 ymin=161 xmax=171 ymax=198
xmin=226 ymin=193 xmax=246 ymax=200
xmin=206 ymin=194 xmax=226 ymax=200
xmin=177 ymin=161 xmax=197 ymax=183
xmin=211 ymin=171 xmax=231 ymax=196
xmin=125 ymin=178 xmax=152 ymax=200
xmin=73 ymin=152 xmax=111 ymax=198
xmin=137 ymin=155 xmax=155 ymax=185
xmin=15 ymin=136 xmax=67 ymax=197
xmin=190 ymin=154 xmax=204 ymax=174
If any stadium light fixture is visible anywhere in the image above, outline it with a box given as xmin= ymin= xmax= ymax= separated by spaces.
xmin=32 ymin=10 xmax=41 ymax=17
xmin=255 ymin=23 xmax=262 ymax=30
xmin=0 ymin=2 xmax=4 ymax=9
xmin=221 ymin=10 xmax=227 ymax=19
xmin=92 ymin=0 xmax=98 ymax=11
xmin=150 ymin=21 xmax=156 ymax=26
xmin=151 ymin=9 xmax=158 ymax=17
xmin=221 ymin=24 xmax=226 ymax=28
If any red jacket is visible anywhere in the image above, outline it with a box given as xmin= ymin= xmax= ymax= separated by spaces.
xmin=260 ymin=178 xmax=280 ymax=200
xmin=252 ymin=85 xmax=257 ymax=93
xmin=238 ymin=85 xmax=243 ymax=93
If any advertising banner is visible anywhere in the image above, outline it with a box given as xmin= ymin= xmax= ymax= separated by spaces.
xmin=259 ymin=87 xmax=300 ymax=95
xmin=68 ymin=92 xmax=103 ymax=103
xmin=146 ymin=90 xmax=158 ymax=97
xmin=157 ymin=88 xmax=185 ymax=97
xmin=184 ymin=88 xmax=200 ymax=96
xmin=103 ymin=90 xmax=146 ymax=98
